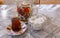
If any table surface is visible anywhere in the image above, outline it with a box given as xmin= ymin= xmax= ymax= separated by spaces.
xmin=0 ymin=5 xmax=60 ymax=38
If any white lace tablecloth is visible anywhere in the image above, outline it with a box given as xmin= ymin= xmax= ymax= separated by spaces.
xmin=0 ymin=5 xmax=60 ymax=38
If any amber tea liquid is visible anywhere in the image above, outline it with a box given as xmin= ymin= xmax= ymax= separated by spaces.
xmin=17 ymin=6 xmax=30 ymax=22
xmin=12 ymin=17 xmax=21 ymax=32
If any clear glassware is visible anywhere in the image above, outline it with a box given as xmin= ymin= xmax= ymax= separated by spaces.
xmin=0 ymin=5 xmax=28 ymax=38
xmin=16 ymin=0 xmax=33 ymax=23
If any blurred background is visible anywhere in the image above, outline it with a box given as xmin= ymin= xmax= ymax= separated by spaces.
xmin=0 ymin=0 xmax=40 ymax=4
xmin=1 ymin=0 xmax=60 ymax=4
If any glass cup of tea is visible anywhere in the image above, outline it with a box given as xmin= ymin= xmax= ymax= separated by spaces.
xmin=11 ymin=17 xmax=22 ymax=32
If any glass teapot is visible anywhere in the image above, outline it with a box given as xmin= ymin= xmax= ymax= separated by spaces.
xmin=16 ymin=0 xmax=33 ymax=23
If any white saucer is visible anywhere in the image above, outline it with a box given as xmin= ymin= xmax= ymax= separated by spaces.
xmin=7 ymin=22 xmax=27 ymax=35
